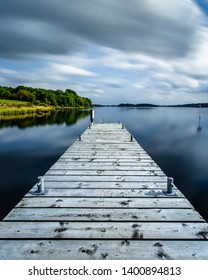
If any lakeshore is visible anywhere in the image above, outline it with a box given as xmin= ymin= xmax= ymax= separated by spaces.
xmin=0 ymin=99 xmax=90 ymax=117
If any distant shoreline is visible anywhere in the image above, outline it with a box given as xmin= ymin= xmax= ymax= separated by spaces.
xmin=93 ymin=103 xmax=208 ymax=108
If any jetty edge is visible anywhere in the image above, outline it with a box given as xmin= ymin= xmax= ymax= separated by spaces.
xmin=0 ymin=123 xmax=207 ymax=259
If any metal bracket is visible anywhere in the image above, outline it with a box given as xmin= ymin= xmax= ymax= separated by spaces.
xmin=163 ymin=177 xmax=177 ymax=196
xmin=33 ymin=176 xmax=47 ymax=195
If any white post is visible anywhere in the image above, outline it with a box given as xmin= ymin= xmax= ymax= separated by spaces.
xmin=90 ymin=109 xmax=94 ymax=125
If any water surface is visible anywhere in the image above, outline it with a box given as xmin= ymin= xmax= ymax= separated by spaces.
xmin=0 ymin=110 xmax=90 ymax=219
xmin=0 ymin=107 xmax=207 ymax=221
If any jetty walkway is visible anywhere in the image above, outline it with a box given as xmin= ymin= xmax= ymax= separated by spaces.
xmin=0 ymin=123 xmax=207 ymax=259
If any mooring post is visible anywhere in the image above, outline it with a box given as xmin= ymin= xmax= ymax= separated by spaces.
xmin=90 ymin=109 xmax=94 ymax=126
xmin=89 ymin=124 xmax=91 ymax=129
xmin=122 ymin=124 xmax=124 ymax=129
xmin=36 ymin=176 xmax=45 ymax=194
xmin=79 ymin=134 xmax=82 ymax=141
xmin=167 ymin=177 xmax=174 ymax=194
xmin=130 ymin=134 xmax=133 ymax=142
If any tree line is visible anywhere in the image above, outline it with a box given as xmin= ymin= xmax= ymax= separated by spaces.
xmin=0 ymin=85 xmax=92 ymax=108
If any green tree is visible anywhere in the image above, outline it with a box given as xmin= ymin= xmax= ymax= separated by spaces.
xmin=0 ymin=85 xmax=92 ymax=108
xmin=17 ymin=89 xmax=35 ymax=102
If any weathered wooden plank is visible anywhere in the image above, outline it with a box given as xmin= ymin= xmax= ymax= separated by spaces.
xmin=54 ymin=161 xmax=159 ymax=165
xmin=16 ymin=197 xmax=193 ymax=208
xmin=44 ymin=175 xmax=166 ymax=182
xmin=0 ymin=222 xmax=207 ymax=239
xmin=50 ymin=164 xmax=163 ymax=171
xmin=57 ymin=158 xmax=155 ymax=163
xmin=78 ymin=140 xmax=137 ymax=143
xmin=1 ymin=240 xmax=207 ymax=260
xmin=5 ymin=208 xmax=203 ymax=222
xmin=60 ymin=155 xmax=152 ymax=159
xmin=83 ymin=127 xmax=126 ymax=130
xmin=63 ymin=151 xmax=148 ymax=155
xmin=45 ymin=170 xmax=165 ymax=176
xmin=81 ymin=131 xmax=131 ymax=135
xmin=76 ymin=129 xmax=132 ymax=132
xmin=68 ymin=145 xmax=144 ymax=150
xmin=26 ymin=187 xmax=183 ymax=197
xmin=83 ymin=127 xmax=128 ymax=130
xmin=83 ymin=131 xmax=130 ymax=134
xmin=79 ymin=139 xmax=134 ymax=142
xmin=67 ymin=146 xmax=144 ymax=150
xmin=84 ymin=130 xmax=128 ymax=133
xmin=38 ymin=181 xmax=169 ymax=189
xmin=62 ymin=154 xmax=150 ymax=158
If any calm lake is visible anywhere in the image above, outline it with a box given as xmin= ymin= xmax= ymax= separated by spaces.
xmin=0 ymin=107 xmax=207 ymax=221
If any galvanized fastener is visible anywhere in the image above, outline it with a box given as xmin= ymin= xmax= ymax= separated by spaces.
xmin=34 ymin=176 xmax=47 ymax=195
xmin=163 ymin=177 xmax=176 ymax=196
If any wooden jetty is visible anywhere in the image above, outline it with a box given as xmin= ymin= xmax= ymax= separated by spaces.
xmin=0 ymin=123 xmax=207 ymax=259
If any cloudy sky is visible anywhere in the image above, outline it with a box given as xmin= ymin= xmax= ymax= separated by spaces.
xmin=0 ymin=0 xmax=208 ymax=105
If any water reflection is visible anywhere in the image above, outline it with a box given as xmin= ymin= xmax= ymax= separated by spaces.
xmin=0 ymin=109 xmax=90 ymax=129
xmin=197 ymin=106 xmax=202 ymax=132
xmin=0 ymin=109 xmax=90 ymax=220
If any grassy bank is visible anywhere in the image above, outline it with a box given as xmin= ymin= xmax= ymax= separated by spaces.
xmin=0 ymin=99 xmax=53 ymax=116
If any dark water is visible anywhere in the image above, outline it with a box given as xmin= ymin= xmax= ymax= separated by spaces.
xmin=0 ymin=107 xmax=207 ymax=221
xmin=0 ymin=110 xmax=91 ymax=220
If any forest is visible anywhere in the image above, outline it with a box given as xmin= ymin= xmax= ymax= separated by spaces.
xmin=0 ymin=85 xmax=92 ymax=108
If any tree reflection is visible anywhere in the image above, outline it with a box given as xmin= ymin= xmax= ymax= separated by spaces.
xmin=0 ymin=109 xmax=91 ymax=129
xmin=197 ymin=104 xmax=202 ymax=132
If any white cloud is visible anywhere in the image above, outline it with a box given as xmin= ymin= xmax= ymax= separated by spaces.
xmin=0 ymin=68 xmax=17 ymax=75
xmin=49 ymin=63 xmax=97 ymax=77
xmin=0 ymin=0 xmax=208 ymax=104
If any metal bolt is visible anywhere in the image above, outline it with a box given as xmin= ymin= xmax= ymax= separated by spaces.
xmin=36 ymin=176 xmax=45 ymax=194
xmin=167 ymin=177 xmax=174 ymax=194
